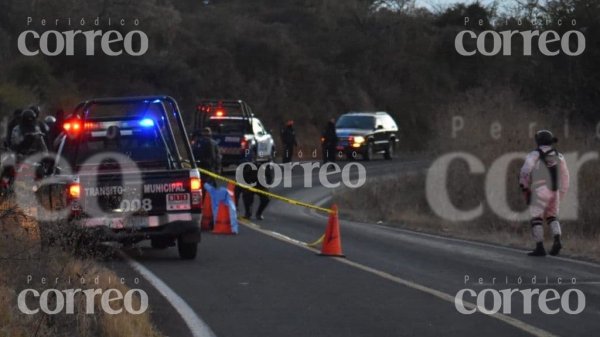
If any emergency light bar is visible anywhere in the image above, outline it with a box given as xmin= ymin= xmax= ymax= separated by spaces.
xmin=64 ymin=119 xmax=156 ymax=133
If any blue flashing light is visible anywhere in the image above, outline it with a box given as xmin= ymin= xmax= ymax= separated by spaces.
xmin=139 ymin=118 xmax=155 ymax=127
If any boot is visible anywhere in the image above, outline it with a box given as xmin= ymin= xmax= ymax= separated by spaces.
xmin=549 ymin=235 xmax=562 ymax=256
xmin=528 ymin=242 xmax=547 ymax=257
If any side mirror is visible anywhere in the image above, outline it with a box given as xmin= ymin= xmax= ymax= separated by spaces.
xmin=376 ymin=125 xmax=384 ymax=130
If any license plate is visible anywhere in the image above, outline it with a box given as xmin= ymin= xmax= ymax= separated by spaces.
xmin=166 ymin=193 xmax=191 ymax=211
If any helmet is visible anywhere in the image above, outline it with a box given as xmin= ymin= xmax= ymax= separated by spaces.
xmin=202 ymin=127 xmax=212 ymax=136
xmin=535 ymin=130 xmax=558 ymax=146
xmin=44 ymin=116 xmax=57 ymax=125
xmin=106 ymin=125 xmax=121 ymax=140
xmin=21 ymin=109 xmax=36 ymax=126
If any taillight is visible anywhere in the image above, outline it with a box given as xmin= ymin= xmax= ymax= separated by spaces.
xmin=67 ymin=181 xmax=82 ymax=216
xmin=240 ymin=136 xmax=250 ymax=150
xmin=69 ymin=183 xmax=81 ymax=199
xmin=190 ymin=177 xmax=201 ymax=191
xmin=190 ymin=171 xmax=202 ymax=211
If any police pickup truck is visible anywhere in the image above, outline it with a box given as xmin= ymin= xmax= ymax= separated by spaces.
xmin=193 ymin=99 xmax=275 ymax=167
xmin=46 ymin=96 xmax=202 ymax=259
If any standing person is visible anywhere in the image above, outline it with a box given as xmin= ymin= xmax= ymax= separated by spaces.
xmin=280 ymin=120 xmax=297 ymax=163
xmin=519 ymin=130 xmax=570 ymax=257
xmin=321 ymin=118 xmax=338 ymax=163
xmin=10 ymin=109 xmax=47 ymax=156
xmin=193 ymin=127 xmax=220 ymax=187
xmin=242 ymin=161 xmax=273 ymax=220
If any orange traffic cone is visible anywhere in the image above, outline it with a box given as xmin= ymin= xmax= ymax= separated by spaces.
xmin=319 ymin=204 xmax=344 ymax=257
xmin=200 ymin=193 xmax=213 ymax=231
xmin=212 ymin=202 xmax=235 ymax=235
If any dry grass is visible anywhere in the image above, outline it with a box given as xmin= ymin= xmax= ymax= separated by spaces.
xmin=334 ymin=171 xmax=600 ymax=261
xmin=334 ymin=86 xmax=600 ymax=261
xmin=0 ymin=199 xmax=164 ymax=337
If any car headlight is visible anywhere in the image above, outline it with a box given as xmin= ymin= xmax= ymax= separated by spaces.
xmin=353 ymin=136 xmax=365 ymax=144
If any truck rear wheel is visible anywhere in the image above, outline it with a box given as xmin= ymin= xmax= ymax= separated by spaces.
xmin=177 ymin=236 xmax=198 ymax=260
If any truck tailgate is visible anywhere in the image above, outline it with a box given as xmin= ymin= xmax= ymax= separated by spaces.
xmin=78 ymin=169 xmax=201 ymax=217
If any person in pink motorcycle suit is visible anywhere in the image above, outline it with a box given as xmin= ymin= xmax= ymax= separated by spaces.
xmin=519 ymin=130 xmax=570 ymax=257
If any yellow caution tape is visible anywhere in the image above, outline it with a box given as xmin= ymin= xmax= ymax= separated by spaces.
xmin=306 ymin=234 xmax=325 ymax=247
xmin=198 ymin=168 xmax=333 ymax=214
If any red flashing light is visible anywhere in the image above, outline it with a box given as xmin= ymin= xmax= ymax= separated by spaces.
xmin=63 ymin=120 xmax=82 ymax=134
xmin=198 ymin=105 xmax=213 ymax=113
xmin=215 ymin=109 xmax=225 ymax=117
xmin=84 ymin=122 xmax=98 ymax=130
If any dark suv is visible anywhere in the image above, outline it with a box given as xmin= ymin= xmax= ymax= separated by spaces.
xmin=335 ymin=112 xmax=399 ymax=161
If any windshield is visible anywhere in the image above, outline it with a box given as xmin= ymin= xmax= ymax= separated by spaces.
xmin=61 ymin=98 xmax=194 ymax=171
xmin=207 ymin=118 xmax=249 ymax=134
xmin=62 ymin=119 xmax=175 ymax=171
xmin=336 ymin=115 xmax=375 ymax=130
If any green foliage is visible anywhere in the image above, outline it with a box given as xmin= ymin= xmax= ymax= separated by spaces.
xmin=0 ymin=84 xmax=38 ymax=119
xmin=0 ymin=0 xmax=598 ymax=149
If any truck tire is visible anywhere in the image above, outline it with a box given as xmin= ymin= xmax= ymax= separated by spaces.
xmin=178 ymin=236 xmax=198 ymax=260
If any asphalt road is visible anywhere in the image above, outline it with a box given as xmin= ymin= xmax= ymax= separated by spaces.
xmin=108 ymin=156 xmax=600 ymax=337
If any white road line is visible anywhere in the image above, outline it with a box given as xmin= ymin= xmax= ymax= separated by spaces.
xmin=238 ymin=218 xmax=559 ymax=337
xmin=124 ymin=256 xmax=217 ymax=337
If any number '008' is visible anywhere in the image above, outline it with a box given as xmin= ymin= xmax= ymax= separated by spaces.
xmin=119 ymin=199 xmax=152 ymax=212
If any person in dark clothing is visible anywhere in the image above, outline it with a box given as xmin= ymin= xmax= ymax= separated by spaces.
xmin=29 ymin=105 xmax=50 ymax=138
xmin=322 ymin=118 xmax=338 ymax=163
xmin=242 ymin=161 xmax=273 ymax=220
xmin=5 ymin=109 xmax=23 ymax=148
xmin=280 ymin=120 xmax=297 ymax=163
xmin=10 ymin=109 xmax=47 ymax=156
xmin=193 ymin=127 xmax=220 ymax=187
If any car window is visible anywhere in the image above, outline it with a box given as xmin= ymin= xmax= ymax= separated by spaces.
xmin=336 ymin=115 xmax=375 ymax=130
xmin=63 ymin=121 xmax=172 ymax=171
xmin=208 ymin=118 xmax=247 ymax=134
